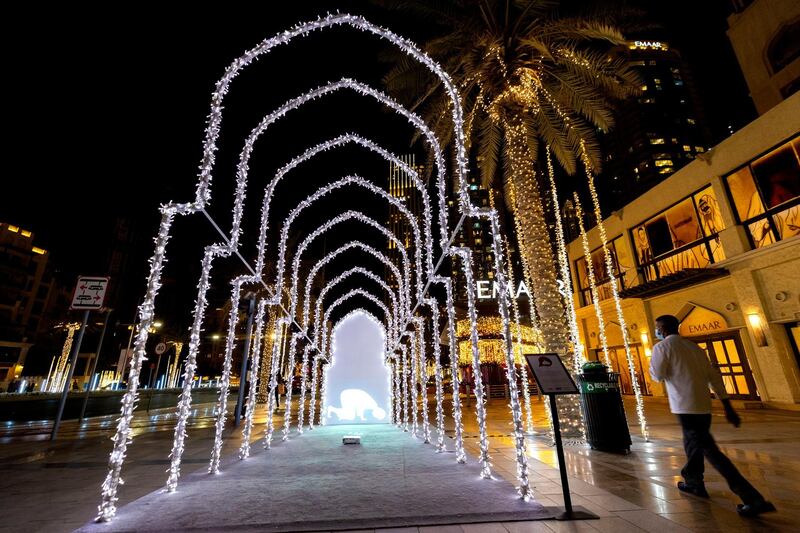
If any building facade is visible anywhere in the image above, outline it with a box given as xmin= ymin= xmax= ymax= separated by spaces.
xmin=727 ymin=0 xmax=800 ymax=115
xmin=0 ymin=223 xmax=67 ymax=387
xmin=566 ymin=93 xmax=800 ymax=409
xmin=600 ymin=40 xmax=712 ymax=213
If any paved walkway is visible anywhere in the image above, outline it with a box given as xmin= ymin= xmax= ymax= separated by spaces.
xmin=0 ymin=396 xmax=797 ymax=532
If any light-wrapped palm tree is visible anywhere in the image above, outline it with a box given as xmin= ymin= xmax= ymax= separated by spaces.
xmin=384 ymin=0 xmax=639 ymax=366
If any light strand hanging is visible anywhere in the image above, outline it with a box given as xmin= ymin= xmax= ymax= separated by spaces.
xmin=579 ymin=142 xmax=648 ymax=441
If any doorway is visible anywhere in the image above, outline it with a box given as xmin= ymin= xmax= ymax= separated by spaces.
xmin=693 ymin=332 xmax=759 ymax=400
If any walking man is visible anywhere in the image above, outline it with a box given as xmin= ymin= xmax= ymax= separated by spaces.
xmin=649 ymin=315 xmax=775 ymax=517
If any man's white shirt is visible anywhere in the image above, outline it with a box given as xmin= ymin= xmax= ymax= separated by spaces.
xmin=649 ymin=334 xmax=729 ymax=414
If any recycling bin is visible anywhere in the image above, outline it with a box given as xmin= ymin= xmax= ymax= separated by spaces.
xmin=577 ymin=364 xmax=631 ymax=453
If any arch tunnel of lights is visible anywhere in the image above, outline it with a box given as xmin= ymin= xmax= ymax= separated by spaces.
xmin=93 ymin=13 xmax=566 ymax=524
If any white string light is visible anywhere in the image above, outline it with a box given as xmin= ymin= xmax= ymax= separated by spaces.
xmin=408 ymin=323 xmax=420 ymax=438
xmin=579 ymin=142 xmax=649 ymax=441
xmin=264 ymin=318 xmax=288 ymax=449
xmin=307 ymin=354 xmax=321 ymax=429
xmin=292 ymin=240 xmax=407 ymax=343
xmin=297 ymin=211 xmax=411 ymax=331
xmin=315 ymin=268 xmax=399 ymax=354
xmin=433 ymin=276 xmax=466 ymax=462
xmin=574 ymin=195 xmax=612 ymax=368
xmin=423 ymin=298 xmax=446 ymax=452
xmin=262 ymin=135 xmax=432 ymax=306
xmin=231 ymin=81 xmax=444 ymax=280
xmin=413 ymin=317 xmax=431 ymax=443
xmin=295 ymin=344 xmax=311 ymax=433
xmin=282 ymin=332 xmax=302 ymax=441
xmin=544 ymin=149 xmax=586 ymax=371
xmin=451 ymin=247 xmax=492 ymax=479
xmin=239 ymin=300 xmax=267 ymax=459
xmin=97 ymin=11 xmax=534 ymax=518
xmin=402 ymin=344 xmax=412 ymax=432
xmin=210 ymin=276 xmax=248 ymax=473
xmin=320 ymin=288 xmax=395 ymax=358
xmin=392 ymin=353 xmax=402 ymax=425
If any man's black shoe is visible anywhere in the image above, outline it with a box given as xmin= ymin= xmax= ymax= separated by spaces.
xmin=677 ymin=481 xmax=710 ymax=498
xmin=737 ymin=500 xmax=776 ymax=517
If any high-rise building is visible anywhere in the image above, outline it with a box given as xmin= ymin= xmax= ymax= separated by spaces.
xmin=600 ymin=40 xmax=712 ymax=213
xmin=727 ymin=0 xmax=800 ymax=115
xmin=449 ymin=177 xmax=493 ymax=304
xmin=0 ymin=222 xmax=67 ymax=386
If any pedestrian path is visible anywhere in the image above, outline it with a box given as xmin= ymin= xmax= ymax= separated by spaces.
xmin=0 ymin=396 xmax=797 ymax=532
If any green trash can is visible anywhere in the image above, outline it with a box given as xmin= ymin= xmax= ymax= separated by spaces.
xmin=577 ymin=362 xmax=632 ymax=453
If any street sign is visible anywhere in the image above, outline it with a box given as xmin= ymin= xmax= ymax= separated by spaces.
xmin=524 ymin=353 xmax=578 ymax=395
xmin=155 ymin=342 xmax=167 ymax=355
xmin=70 ymin=276 xmax=109 ymax=310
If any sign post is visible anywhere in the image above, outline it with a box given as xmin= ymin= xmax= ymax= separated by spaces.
xmin=79 ymin=307 xmax=112 ymax=422
xmin=150 ymin=342 xmax=167 ymax=388
xmin=525 ymin=353 xmax=598 ymax=521
xmin=51 ymin=276 xmax=109 ymax=440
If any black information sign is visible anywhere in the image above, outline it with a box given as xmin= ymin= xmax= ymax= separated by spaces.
xmin=523 ymin=353 xmax=597 ymax=522
xmin=524 ymin=353 xmax=578 ymax=395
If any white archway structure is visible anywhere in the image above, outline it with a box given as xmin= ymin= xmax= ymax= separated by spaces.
xmin=97 ymin=14 xmax=540 ymax=522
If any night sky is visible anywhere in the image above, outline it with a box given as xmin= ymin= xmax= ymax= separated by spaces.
xmin=3 ymin=1 xmax=754 ymax=321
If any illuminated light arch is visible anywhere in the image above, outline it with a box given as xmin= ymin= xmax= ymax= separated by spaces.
xmin=276 ymin=174 xmax=418 ymax=321
xmin=98 ymin=13 xmax=537 ymax=521
xmin=215 ymin=206 xmax=416 ymax=476
xmin=235 ymin=78 xmax=449 ymax=264
xmin=261 ymin=134 xmax=433 ymax=306
xmin=313 ymin=266 xmax=400 ymax=355
xmin=320 ymin=288 xmax=394 ymax=358
xmin=211 ymin=78 xmax=442 ymax=458
xmin=295 ymin=211 xmax=412 ymax=331
xmin=293 ymin=240 xmax=406 ymax=342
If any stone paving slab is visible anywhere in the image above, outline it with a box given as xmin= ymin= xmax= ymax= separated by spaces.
xmin=77 ymin=425 xmax=552 ymax=532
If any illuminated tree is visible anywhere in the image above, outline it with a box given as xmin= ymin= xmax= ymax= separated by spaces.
xmin=384 ymin=0 xmax=639 ymax=378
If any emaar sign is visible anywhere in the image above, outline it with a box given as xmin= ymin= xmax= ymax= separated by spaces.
xmin=475 ymin=280 xmax=530 ymax=300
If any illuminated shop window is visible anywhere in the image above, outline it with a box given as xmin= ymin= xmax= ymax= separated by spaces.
xmin=655 ymin=159 xmax=674 ymax=167
xmin=650 ymin=138 xmax=665 ymax=145
xmin=725 ymin=136 xmax=800 ymax=248
xmin=574 ymin=235 xmax=636 ymax=305
xmin=630 ymin=186 xmax=727 ymax=282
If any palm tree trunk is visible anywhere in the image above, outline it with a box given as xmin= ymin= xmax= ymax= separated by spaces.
xmin=504 ymin=118 xmax=584 ymax=439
